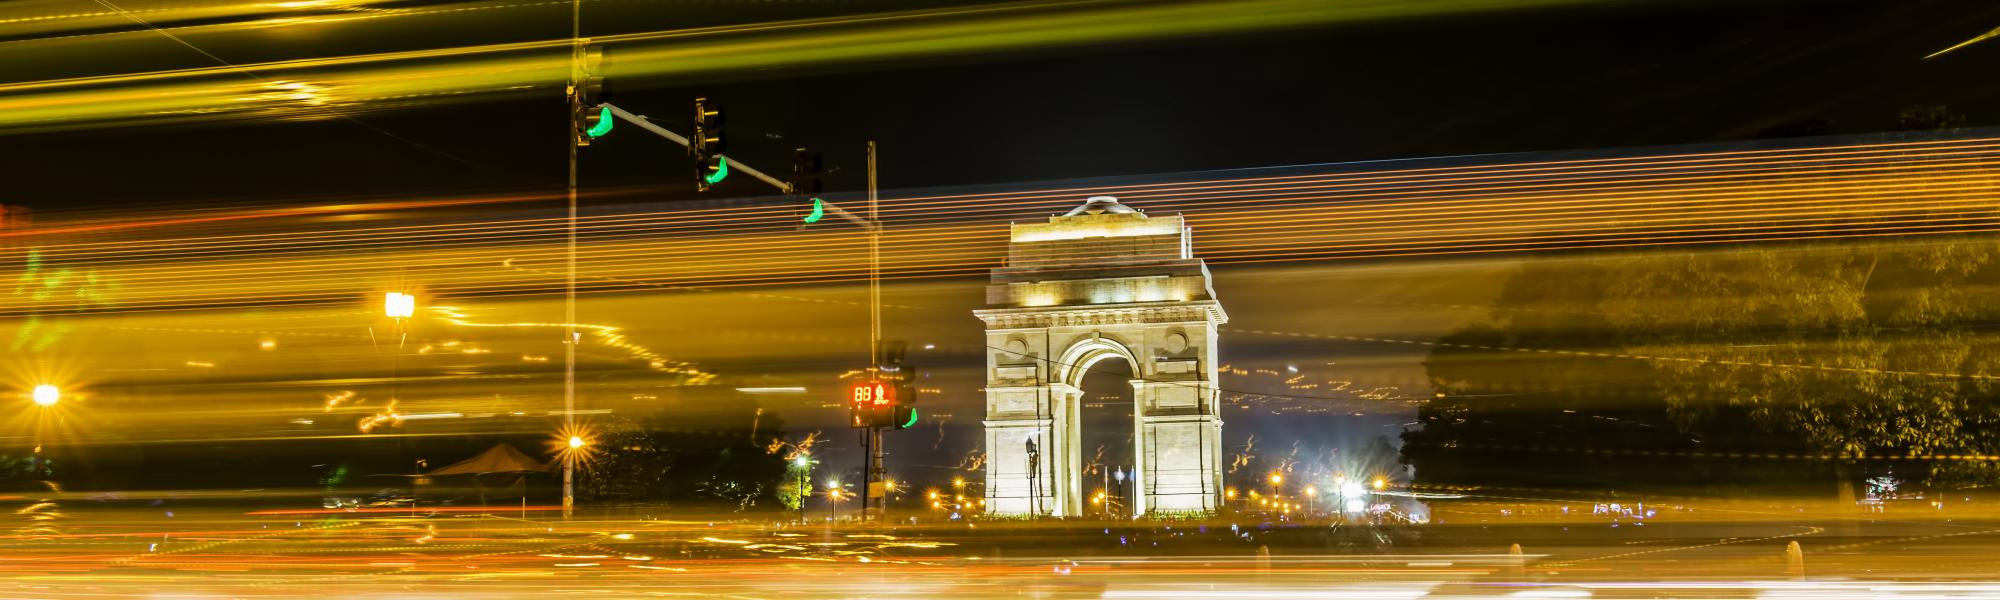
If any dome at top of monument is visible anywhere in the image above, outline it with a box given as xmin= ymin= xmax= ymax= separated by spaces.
xmin=1062 ymin=195 xmax=1140 ymax=217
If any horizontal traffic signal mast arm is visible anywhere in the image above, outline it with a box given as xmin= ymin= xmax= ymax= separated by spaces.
xmin=599 ymin=102 xmax=786 ymax=192
xmin=598 ymin=102 xmax=879 ymax=232
xmin=811 ymin=197 xmax=880 ymax=232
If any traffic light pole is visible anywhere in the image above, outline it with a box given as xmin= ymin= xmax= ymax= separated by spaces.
xmin=562 ymin=0 xmax=584 ymax=522
xmin=863 ymin=141 xmax=885 ymax=524
xmin=588 ymin=101 xmax=893 ymax=524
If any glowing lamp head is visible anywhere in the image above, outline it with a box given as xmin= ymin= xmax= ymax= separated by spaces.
xmin=1340 ymin=481 xmax=1366 ymax=498
xmin=794 ymin=455 xmax=810 ymax=467
xmin=31 ymin=384 xmax=58 ymax=407
xmin=567 ymin=435 xmax=586 ymax=449
xmin=384 ymin=292 xmax=417 ymax=319
xmin=1268 ymin=472 xmax=1283 ymax=485
xmin=1373 ymin=478 xmax=1387 ymax=491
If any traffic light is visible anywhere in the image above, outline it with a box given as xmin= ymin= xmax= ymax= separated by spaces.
xmin=570 ymin=47 xmax=605 ymax=147
xmin=846 ymin=341 xmax=918 ymax=429
xmin=848 ymin=379 xmax=896 ymax=428
xmin=583 ymin=106 xmax=612 ymax=139
xmin=791 ymin=148 xmax=823 ymax=224
xmin=691 ymin=97 xmax=726 ymax=190
xmin=879 ymin=341 xmax=918 ymax=430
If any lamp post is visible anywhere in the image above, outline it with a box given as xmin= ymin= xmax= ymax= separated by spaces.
xmin=29 ymin=384 xmax=56 ymax=479
xmin=827 ymin=481 xmax=843 ymax=523
xmin=383 ymin=292 xmax=420 ymax=515
xmin=1268 ymin=471 xmax=1283 ymax=508
xmin=1113 ymin=467 xmax=1126 ymax=518
xmin=565 ymin=435 xmax=586 ymax=518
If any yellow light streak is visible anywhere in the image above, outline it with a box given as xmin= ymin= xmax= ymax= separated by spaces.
xmin=0 ymin=0 xmax=1620 ymax=132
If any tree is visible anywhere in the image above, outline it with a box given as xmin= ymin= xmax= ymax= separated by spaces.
xmin=1406 ymin=234 xmax=2000 ymax=493
xmin=580 ymin=412 xmax=791 ymax=511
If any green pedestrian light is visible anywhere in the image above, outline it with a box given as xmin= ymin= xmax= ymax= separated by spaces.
xmin=584 ymin=106 xmax=613 ymax=138
xmin=803 ymin=197 xmax=824 ymax=224
xmin=704 ymin=155 xmax=729 ymax=185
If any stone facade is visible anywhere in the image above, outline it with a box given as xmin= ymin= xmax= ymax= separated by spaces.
xmin=977 ymin=196 xmax=1226 ymax=517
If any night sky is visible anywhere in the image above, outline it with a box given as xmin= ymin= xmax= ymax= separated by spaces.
xmin=3 ymin=0 xmax=1996 ymax=211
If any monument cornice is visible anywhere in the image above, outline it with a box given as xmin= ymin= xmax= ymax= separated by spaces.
xmin=974 ymin=300 xmax=1227 ymax=329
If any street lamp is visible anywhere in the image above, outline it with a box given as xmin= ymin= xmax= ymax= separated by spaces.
xmin=31 ymin=384 xmax=58 ymax=407
xmin=827 ymin=480 xmax=844 ymax=523
xmin=28 ymin=384 xmax=58 ymax=479
xmin=561 ymin=433 xmax=588 ymax=518
xmin=384 ymin=292 xmax=416 ymax=319
xmin=1113 ymin=467 xmax=1126 ymax=518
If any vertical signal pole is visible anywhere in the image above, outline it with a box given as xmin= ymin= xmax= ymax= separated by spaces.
xmin=561 ymin=0 xmax=582 ymax=521
xmin=865 ymin=141 xmax=885 ymax=523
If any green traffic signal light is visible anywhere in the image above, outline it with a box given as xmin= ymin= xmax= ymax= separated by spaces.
xmin=704 ymin=155 xmax=729 ymax=185
xmin=585 ymin=106 xmax=613 ymax=138
xmin=901 ymin=407 xmax=918 ymax=429
xmin=803 ymin=197 xmax=824 ymax=224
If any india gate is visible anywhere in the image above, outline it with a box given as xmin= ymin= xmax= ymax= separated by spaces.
xmin=976 ymin=195 xmax=1226 ymax=517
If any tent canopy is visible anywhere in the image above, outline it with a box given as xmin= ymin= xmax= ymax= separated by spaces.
xmin=426 ymin=444 xmax=549 ymax=476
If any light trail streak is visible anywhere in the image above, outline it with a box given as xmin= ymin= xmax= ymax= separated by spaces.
xmin=0 ymin=0 xmax=1622 ymax=132
xmin=3 ymin=136 xmax=1999 ymax=318
xmin=245 ymin=505 xmax=565 ymax=515
xmin=18 ymin=136 xmax=2000 ymax=259
xmin=24 ymin=153 xmax=2000 ymax=268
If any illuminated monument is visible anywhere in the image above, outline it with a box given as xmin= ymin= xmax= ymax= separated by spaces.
xmin=976 ymin=196 xmax=1226 ymax=517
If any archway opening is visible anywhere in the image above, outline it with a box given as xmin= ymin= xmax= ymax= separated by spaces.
xmin=1077 ymin=357 xmax=1137 ymax=518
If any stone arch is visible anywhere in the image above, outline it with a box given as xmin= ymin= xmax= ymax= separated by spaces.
xmin=1055 ymin=336 xmax=1139 ymax=389
xmin=976 ymin=196 xmax=1226 ymax=518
